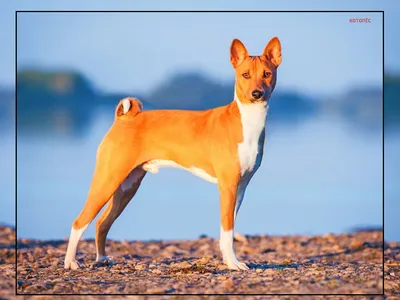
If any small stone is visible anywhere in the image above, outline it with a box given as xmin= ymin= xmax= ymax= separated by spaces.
xmin=165 ymin=288 xmax=176 ymax=293
xmin=197 ymin=257 xmax=211 ymax=265
xmin=146 ymin=287 xmax=165 ymax=293
xmin=234 ymin=232 xmax=247 ymax=243
xmin=172 ymin=261 xmax=191 ymax=269
xmin=17 ymin=280 xmax=30 ymax=289
xmin=135 ymin=264 xmax=147 ymax=270
xmin=223 ymin=277 xmax=236 ymax=289
xmin=217 ymin=264 xmax=227 ymax=270
xmin=350 ymin=240 xmax=364 ymax=249
xmin=264 ymin=269 xmax=275 ymax=275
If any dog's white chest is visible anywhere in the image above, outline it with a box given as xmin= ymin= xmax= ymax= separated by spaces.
xmin=236 ymin=98 xmax=268 ymax=176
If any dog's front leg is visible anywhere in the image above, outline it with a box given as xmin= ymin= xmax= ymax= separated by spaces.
xmin=234 ymin=175 xmax=252 ymax=223
xmin=218 ymin=183 xmax=249 ymax=271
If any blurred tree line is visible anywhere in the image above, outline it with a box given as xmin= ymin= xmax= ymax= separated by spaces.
xmin=15 ymin=69 xmax=317 ymax=118
xmin=2 ymin=68 xmax=394 ymax=136
xmin=384 ymin=73 xmax=400 ymax=127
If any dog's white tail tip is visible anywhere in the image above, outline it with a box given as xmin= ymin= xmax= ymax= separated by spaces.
xmin=122 ymin=98 xmax=131 ymax=115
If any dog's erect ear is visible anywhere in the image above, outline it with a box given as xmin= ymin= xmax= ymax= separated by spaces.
xmin=230 ymin=39 xmax=249 ymax=68
xmin=262 ymin=37 xmax=282 ymax=67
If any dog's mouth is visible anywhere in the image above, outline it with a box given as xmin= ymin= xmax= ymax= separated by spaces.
xmin=250 ymin=96 xmax=270 ymax=103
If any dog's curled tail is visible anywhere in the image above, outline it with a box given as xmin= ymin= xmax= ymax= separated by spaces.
xmin=115 ymin=97 xmax=143 ymax=119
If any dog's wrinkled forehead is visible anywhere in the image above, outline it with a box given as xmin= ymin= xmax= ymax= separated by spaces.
xmin=235 ymin=56 xmax=275 ymax=73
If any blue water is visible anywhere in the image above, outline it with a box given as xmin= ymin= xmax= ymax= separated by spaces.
xmin=2 ymin=108 xmax=397 ymax=241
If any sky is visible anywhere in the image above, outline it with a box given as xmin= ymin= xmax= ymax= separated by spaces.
xmin=0 ymin=1 xmax=398 ymax=98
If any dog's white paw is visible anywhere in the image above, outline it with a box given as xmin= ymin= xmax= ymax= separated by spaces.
xmin=223 ymin=254 xmax=249 ymax=271
xmin=95 ymin=256 xmax=115 ymax=266
xmin=232 ymin=260 xmax=249 ymax=270
xmin=226 ymin=259 xmax=249 ymax=270
xmin=64 ymin=259 xmax=80 ymax=270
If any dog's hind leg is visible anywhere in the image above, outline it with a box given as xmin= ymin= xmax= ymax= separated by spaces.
xmin=95 ymin=166 xmax=146 ymax=263
xmin=64 ymin=133 xmax=140 ymax=270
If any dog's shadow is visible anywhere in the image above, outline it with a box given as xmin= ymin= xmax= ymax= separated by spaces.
xmin=208 ymin=261 xmax=300 ymax=275
xmin=247 ymin=262 xmax=299 ymax=270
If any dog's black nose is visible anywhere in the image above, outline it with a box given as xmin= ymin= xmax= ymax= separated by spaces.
xmin=252 ymin=90 xmax=263 ymax=100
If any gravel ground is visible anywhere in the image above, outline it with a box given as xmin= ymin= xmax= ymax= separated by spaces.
xmin=0 ymin=225 xmax=399 ymax=297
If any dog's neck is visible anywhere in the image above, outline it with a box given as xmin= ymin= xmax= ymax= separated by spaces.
xmin=233 ymin=88 xmax=268 ymax=176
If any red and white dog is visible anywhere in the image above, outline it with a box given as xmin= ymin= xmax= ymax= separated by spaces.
xmin=64 ymin=37 xmax=282 ymax=270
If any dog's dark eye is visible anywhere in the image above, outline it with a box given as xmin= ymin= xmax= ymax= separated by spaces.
xmin=264 ymin=71 xmax=272 ymax=78
xmin=242 ymin=72 xmax=250 ymax=79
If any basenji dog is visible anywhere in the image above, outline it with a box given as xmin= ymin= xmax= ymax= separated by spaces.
xmin=64 ymin=37 xmax=282 ymax=271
